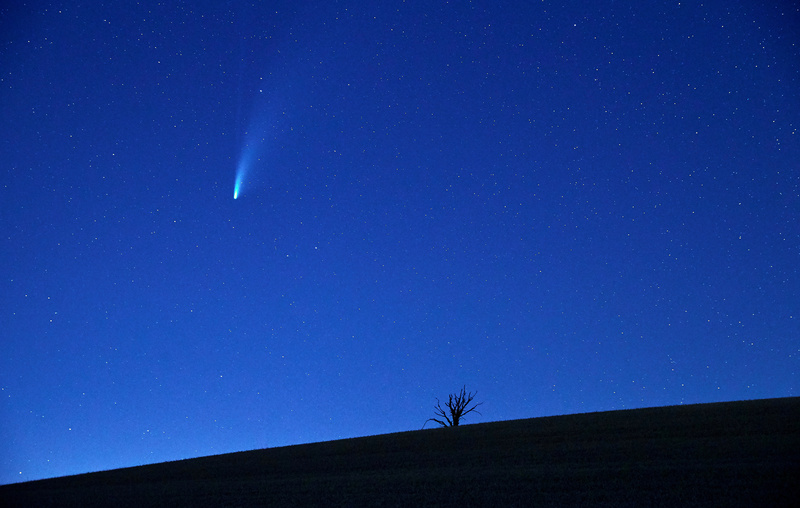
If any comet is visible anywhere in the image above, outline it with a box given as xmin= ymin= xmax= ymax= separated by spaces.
xmin=233 ymin=139 xmax=257 ymax=200
xmin=233 ymin=177 xmax=242 ymax=199
xmin=233 ymin=85 xmax=282 ymax=199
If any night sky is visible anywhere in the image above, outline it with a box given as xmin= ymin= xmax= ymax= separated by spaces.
xmin=2 ymin=0 xmax=798 ymax=484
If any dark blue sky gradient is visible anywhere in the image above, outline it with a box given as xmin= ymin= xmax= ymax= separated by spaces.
xmin=2 ymin=0 xmax=798 ymax=483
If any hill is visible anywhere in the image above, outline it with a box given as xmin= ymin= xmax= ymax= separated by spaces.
xmin=2 ymin=397 xmax=798 ymax=507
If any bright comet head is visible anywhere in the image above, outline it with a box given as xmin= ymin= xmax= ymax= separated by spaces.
xmin=233 ymin=173 xmax=243 ymax=200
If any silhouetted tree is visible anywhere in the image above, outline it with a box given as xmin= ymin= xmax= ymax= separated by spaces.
xmin=423 ymin=386 xmax=483 ymax=428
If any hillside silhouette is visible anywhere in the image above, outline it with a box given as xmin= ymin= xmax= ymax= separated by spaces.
xmin=2 ymin=397 xmax=798 ymax=507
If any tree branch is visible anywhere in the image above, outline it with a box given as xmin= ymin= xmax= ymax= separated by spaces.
xmin=422 ymin=386 xmax=483 ymax=428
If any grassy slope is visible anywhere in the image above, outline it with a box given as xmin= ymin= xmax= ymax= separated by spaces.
xmin=2 ymin=397 xmax=798 ymax=507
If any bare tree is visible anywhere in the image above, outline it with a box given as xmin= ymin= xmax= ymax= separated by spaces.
xmin=423 ymin=386 xmax=483 ymax=428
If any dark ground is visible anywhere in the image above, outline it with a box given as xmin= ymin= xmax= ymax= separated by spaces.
xmin=2 ymin=397 xmax=798 ymax=507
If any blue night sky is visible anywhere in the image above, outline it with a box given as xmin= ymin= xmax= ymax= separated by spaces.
xmin=2 ymin=0 xmax=798 ymax=484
